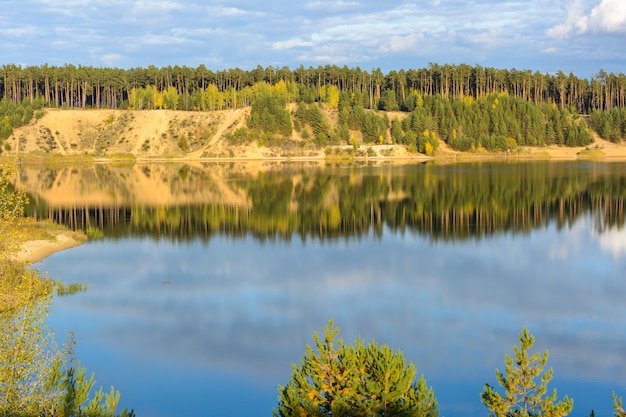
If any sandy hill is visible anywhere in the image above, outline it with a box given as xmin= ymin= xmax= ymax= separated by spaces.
xmin=7 ymin=108 xmax=256 ymax=159
xmin=6 ymin=107 xmax=626 ymax=161
xmin=6 ymin=107 xmax=414 ymax=160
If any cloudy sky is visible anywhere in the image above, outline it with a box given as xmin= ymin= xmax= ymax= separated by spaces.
xmin=2 ymin=1 xmax=624 ymax=76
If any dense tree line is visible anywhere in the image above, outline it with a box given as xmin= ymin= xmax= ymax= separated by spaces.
xmin=0 ymin=63 xmax=623 ymax=154
xmin=2 ymin=63 xmax=625 ymax=113
xmin=236 ymin=89 xmax=590 ymax=152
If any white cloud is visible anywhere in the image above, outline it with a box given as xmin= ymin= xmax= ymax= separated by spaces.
xmin=101 ymin=53 xmax=122 ymax=66
xmin=131 ymin=0 xmax=185 ymax=13
xmin=547 ymin=0 xmax=588 ymax=38
xmin=548 ymin=0 xmax=626 ymax=38
xmin=272 ymin=38 xmax=314 ymax=50
xmin=0 ymin=25 xmax=42 ymax=37
xmin=379 ymin=33 xmax=423 ymax=54
xmin=140 ymin=33 xmax=193 ymax=46
xmin=305 ymin=0 xmax=360 ymax=10
xmin=214 ymin=6 xmax=249 ymax=16
xmin=587 ymin=0 xmax=626 ymax=33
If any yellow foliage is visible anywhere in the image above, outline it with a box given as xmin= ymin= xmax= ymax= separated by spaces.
xmin=0 ymin=165 xmax=27 ymax=259
xmin=422 ymin=129 xmax=429 ymax=137
xmin=155 ymin=91 xmax=164 ymax=109
xmin=272 ymin=80 xmax=288 ymax=99
xmin=320 ymin=85 xmax=339 ymax=109
xmin=0 ymin=165 xmax=60 ymax=414
xmin=424 ymin=142 xmax=434 ymax=156
xmin=415 ymin=92 xmax=424 ymax=107
xmin=507 ymin=137 xmax=518 ymax=150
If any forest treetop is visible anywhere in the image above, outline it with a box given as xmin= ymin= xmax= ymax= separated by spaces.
xmin=1 ymin=63 xmax=625 ymax=113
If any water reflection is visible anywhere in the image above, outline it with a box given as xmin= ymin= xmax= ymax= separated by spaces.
xmin=25 ymin=161 xmax=626 ymax=417
xmin=17 ymin=161 xmax=626 ymax=241
xmin=43 ymin=222 xmax=626 ymax=417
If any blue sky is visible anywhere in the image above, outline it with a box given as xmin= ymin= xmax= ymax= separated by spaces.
xmin=2 ymin=1 xmax=624 ymax=81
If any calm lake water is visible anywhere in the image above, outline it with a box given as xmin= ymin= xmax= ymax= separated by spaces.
xmin=18 ymin=161 xmax=626 ymax=417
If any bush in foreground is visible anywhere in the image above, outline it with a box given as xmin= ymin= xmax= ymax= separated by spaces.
xmin=274 ymin=320 xmax=438 ymax=417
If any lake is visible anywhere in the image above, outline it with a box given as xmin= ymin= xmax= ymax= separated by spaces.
xmin=17 ymin=160 xmax=626 ymax=417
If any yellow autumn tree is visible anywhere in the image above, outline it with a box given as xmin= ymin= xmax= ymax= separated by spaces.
xmin=0 ymin=164 xmax=27 ymax=258
xmin=320 ymin=85 xmax=340 ymax=109
xmin=0 ymin=164 xmax=131 ymax=417
xmin=1 ymin=164 xmax=58 ymax=414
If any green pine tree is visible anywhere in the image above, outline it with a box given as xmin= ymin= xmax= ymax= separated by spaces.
xmin=481 ymin=327 xmax=573 ymax=417
xmin=274 ymin=320 xmax=438 ymax=417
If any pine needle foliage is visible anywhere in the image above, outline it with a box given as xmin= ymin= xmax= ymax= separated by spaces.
xmin=274 ymin=320 xmax=439 ymax=417
xmin=614 ymin=393 xmax=626 ymax=417
xmin=481 ymin=327 xmax=573 ymax=417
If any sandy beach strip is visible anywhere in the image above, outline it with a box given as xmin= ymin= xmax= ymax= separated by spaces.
xmin=16 ymin=231 xmax=87 ymax=264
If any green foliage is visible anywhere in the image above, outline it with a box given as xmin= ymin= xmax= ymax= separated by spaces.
xmin=42 ymin=339 xmax=133 ymax=417
xmin=337 ymin=91 xmax=366 ymax=132
xmin=614 ymin=393 xmax=626 ymax=417
xmin=56 ymin=282 xmax=87 ymax=297
xmin=248 ymin=91 xmax=293 ymax=136
xmin=386 ymin=93 xmax=595 ymax=151
xmin=591 ymin=108 xmax=626 ymax=143
xmin=481 ymin=327 xmax=573 ymax=417
xmin=0 ymin=99 xmax=35 ymax=140
xmin=225 ymin=127 xmax=257 ymax=145
xmin=379 ymin=89 xmax=399 ymax=111
xmin=177 ymin=133 xmax=189 ymax=152
xmin=1 ymin=63 xmax=626 ymax=117
xmin=275 ymin=320 xmax=439 ymax=417
xmin=362 ymin=112 xmax=389 ymax=143
xmin=295 ymin=102 xmax=333 ymax=145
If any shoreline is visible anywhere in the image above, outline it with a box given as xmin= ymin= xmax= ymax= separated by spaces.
xmin=16 ymin=230 xmax=87 ymax=264
xmin=6 ymin=140 xmax=626 ymax=165
xmin=7 ymin=137 xmax=626 ymax=263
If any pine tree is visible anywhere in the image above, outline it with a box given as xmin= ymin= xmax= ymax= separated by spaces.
xmin=275 ymin=320 xmax=438 ymax=417
xmin=481 ymin=327 xmax=573 ymax=417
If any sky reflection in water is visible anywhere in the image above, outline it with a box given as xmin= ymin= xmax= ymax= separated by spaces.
xmin=42 ymin=215 xmax=626 ymax=417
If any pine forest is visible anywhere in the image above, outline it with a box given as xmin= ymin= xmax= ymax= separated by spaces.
xmin=1 ymin=63 xmax=626 ymax=154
